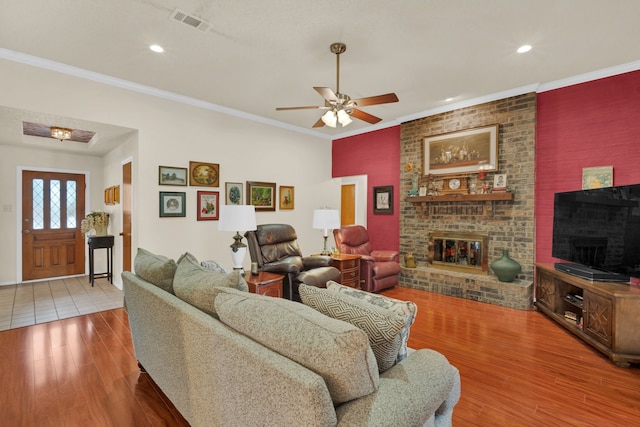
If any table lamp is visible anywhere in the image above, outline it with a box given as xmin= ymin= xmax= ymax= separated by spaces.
xmin=312 ymin=209 xmax=340 ymax=255
xmin=218 ymin=205 xmax=257 ymax=273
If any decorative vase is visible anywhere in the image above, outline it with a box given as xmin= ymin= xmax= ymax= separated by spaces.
xmin=490 ymin=248 xmax=521 ymax=282
xmin=405 ymin=253 xmax=416 ymax=268
xmin=94 ymin=225 xmax=108 ymax=236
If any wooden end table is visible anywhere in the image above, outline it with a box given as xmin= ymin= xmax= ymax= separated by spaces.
xmin=245 ymin=271 xmax=283 ymax=298
xmin=329 ymin=253 xmax=361 ymax=289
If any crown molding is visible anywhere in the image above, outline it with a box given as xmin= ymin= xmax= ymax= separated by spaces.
xmin=2 ymin=48 xmax=639 ymax=141
xmin=0 ymin=48 xmax=330 ymax=140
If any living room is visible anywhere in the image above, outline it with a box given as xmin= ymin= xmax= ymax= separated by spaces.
xmin=1 ymin=1 xmax=640 ymax=425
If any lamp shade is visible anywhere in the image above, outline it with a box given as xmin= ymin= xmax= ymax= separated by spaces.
xmin=218 ymin=205 xmax=257 ymax=232
xmin=321 ymin=110 xmax=337 ymax=128
xmin=312 ymin=209 xmax=340 ymax=231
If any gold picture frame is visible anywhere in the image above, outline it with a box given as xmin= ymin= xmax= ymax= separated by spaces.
xmin=279 ymin=186 xmax=294 ymax=210
xmin=423 ymin=124 xmax=498 ymax=175
xmin=189 ymin=161 xmax=220 ymax=187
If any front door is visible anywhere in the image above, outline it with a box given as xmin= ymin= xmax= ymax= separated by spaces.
xmin=22 ymin=170 xmax=86 ymax=280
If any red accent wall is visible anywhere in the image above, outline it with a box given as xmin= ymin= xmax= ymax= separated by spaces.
xmin=332 ymin=126 xmax=401 ymax=251
xmin=535 ymin=70 xmax=640 ymax=264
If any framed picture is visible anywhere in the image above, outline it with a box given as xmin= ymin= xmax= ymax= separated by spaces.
xmin=159 ymin=192 xmax=186 ymax=217
xmin=159 ymin=166 xmax=188 ymax=186
xmin=104 ymin=187 xmax=114 ymax=205
xmin=423 ymin=124 xmax=498 ymax=175
xmin=189 ymin=161 xmax=219 ymax=187
xmin=279 ymin=186 xmax=295 ymax=210
xmin=197 ymin=191 xmax=219 ymax=220
xmin=246 ymin=181 xmax=276 ymax=211
xmin=225 ymin=182 xmax=243 ymax=205
xmin=582 ymin=166 xmax=613 ymax=189
xmin=113 ymin=185 xmax=120 ymax=204
xmin=494 ymin=174 xmax=507 ymax=189
xmin=373 ymin=185 xmax=393 ymax=214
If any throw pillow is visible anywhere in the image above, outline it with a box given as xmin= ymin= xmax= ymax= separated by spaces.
xmin=173 ymin=252 xmax=248 ymax=316
xmin=299 ymin=284 xmax=406 ymax=373
xmin=213 ymin=287 xmax=379 ymax=404
xmin=200 ymin=259 xmax=229 ymax=273
xmin=133 ymin=248 xmax=177 ymax=294
xmin=326 ymin=281 xmax=417 ymax=362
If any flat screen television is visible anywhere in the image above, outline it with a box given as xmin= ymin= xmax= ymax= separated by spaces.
xmin=552 ymin=183 xmax=640 ymax=282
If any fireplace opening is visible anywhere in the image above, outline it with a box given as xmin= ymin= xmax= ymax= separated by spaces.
xmin=428 ymin=231 xmax=489 ymax=274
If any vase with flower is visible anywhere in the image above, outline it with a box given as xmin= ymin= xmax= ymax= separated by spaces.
xmin=81 ymin=211 xmax=110 ymax=236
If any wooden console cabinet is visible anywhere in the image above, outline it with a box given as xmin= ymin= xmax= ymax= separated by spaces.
xmin=535 ymin=264 xmax=640 ymax=367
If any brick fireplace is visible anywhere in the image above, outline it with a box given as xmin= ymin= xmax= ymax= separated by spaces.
xmin=399 ymin=93 xmax=536 ymax=310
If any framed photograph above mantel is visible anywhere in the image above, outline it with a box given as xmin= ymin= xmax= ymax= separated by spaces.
xmin=246 ymin=181 xmax=276 ymax=211
xmin=423 ymin=124 xmax=498 ymax=175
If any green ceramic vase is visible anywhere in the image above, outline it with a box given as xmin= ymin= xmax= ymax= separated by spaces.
xmin=490 ymin=248 xmax=521 ymax=282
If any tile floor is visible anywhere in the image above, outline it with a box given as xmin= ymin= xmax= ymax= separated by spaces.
xmin=0 ymin=276 xmax=124 ymax=331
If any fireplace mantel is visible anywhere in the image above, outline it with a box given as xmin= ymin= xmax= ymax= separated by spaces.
xmin=407 ymin=192 xmax=513 ymax=203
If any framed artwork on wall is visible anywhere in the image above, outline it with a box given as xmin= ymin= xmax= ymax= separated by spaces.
xmin=158 ymin=166 xmax=188 ymax=186
xmin=159 ymin=192 xmax=186 ymax=217
xmin=423 ymin=124 xmax=498 ymax=175
xmin=246 ymin=181 xmax=276 ymax=211
xmin=582 ymin=166 xmax=613 ymax=189
xmin=279 ymin=186 xmax=294 ymax=210
xmin=225 ymin=182 xmax=243 ymax=205
xmin=189 ymin=161 xmax=219 ymax=187
xmin=373 ymin=185 xmax=393 ymax=214
xmin=197 ymin=191 xmax=219 ymax=220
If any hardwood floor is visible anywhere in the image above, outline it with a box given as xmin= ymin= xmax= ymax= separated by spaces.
xmin=1 ymin=287 xmax=638 ymax=426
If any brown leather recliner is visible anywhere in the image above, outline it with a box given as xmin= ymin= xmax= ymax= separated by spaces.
xmin=245 ymin=224 xmax=340 ymax=301
xmin=333 ymin=225 xmax=400 ymax=293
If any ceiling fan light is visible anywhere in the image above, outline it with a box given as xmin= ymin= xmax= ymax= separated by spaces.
xmin=337 ymin=109 xmax=352 ymax=126
xmin=321 ymin=110 xmax=337 ymax=127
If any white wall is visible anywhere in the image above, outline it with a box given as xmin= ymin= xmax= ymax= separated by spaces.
xmin=0 ymin=59 xmax=339 ymax=285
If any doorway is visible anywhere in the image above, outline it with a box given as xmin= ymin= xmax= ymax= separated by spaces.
xmin=121 ymin=161 xmax=132 ymax=272
xmin=340 ymin=175 xmax=367 ymax=227
xmin=21 ymin=170 xmax=86 ymax=281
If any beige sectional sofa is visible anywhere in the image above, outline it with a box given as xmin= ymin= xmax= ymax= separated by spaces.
xmin=122 ymin=250 xmax=460 ymax=427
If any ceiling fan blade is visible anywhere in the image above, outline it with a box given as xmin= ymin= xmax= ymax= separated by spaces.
xmin=352 ymin=93 xmax=399 ymax=107
xmin=314 ymin=87 xmax=339 ymax=102
xmin=276 ymin=105 xmax=322 ymax=111
xmin=350 ymin=108 xmax=382 ymax=124
xmin=312 ymin=117 xmax=325 ymax=128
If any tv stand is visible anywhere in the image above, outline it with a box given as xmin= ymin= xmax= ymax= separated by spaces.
xmin=536 ymin=264 xmax=640 ymax=367
xmin=554 ymin=262 xmax=630 ymax=283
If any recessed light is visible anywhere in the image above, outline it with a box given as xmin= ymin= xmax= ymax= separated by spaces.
xmin=445 ymin=97 xmax=455 ymax=102
xmin=150 ymin=44 xmax=164 ymax=53
xmin=517 ymin=44 xmax=532 ymax=54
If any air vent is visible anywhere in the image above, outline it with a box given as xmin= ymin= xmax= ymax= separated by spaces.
xmin=170 ymin=9 xmax=212 ymax=32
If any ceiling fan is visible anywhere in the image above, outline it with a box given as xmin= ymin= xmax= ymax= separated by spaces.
xmin=276 ymin=42 xmax=399 ymax=128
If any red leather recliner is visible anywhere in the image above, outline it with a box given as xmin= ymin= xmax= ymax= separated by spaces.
xmin=333 ymin=225 xmax=400 ymax=293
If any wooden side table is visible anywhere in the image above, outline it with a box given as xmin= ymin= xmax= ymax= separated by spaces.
xmin=245 ymin=271 xmax=283 ymax=298
xmin=330 ymin=254 xmax=361 ymax=289
xmin=87 ymin=235 xmax=114 ymax=287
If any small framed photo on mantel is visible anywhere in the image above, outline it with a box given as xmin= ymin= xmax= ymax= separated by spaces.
xmin=493 ymin=174 xmax=507 ymax=192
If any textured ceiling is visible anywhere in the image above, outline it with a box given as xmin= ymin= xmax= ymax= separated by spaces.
xmin=1 ymin=0 xmax=639 ymax=149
